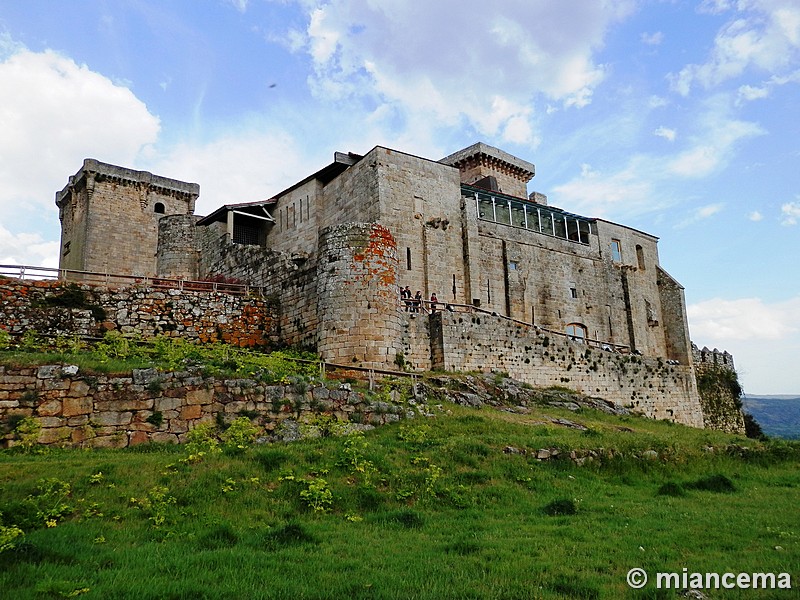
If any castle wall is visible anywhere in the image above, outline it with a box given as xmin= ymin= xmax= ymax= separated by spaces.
xmin=0 ymin=279 xmax=277 ymax=348
xmin=196 ymin=233 xmax=318 ymax=349
xmin=316 ymin=223 xmax=403 ymax=368
xmin=692 ymin=344 xmax=745 ymax=434
xmin=430 ymin=311 xmax=704 ymax=427
xmin=157 ymin=214 xmax=200 ymax=280
xmin=363 ymin=147 xmax=468 ymax=306
xmin=269 ymin=178 xmax=323 ymax=257
xmin=56 ymin=160 xmax=199 ymax=278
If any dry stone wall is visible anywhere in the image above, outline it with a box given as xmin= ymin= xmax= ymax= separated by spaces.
xmin=0 ymin=364 xmax=404 ymax=449
xmin=0 ymin=279 xmax=277 ymax=348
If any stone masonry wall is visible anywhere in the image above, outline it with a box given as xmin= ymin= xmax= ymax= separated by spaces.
xmin=197 ymin=232 xmax=319 ymax=350
xmin=0 ymin=364 xmax=404 ymax=449
xmin=692 ymin=344 xmax=745 ymax=434
xmin=316 ymin=223 xmax=403 ymax=368
xmin=0 ymin=279 xmax=278 ymax=348
xmin=429 ymin=311 xmax=704 ymax=427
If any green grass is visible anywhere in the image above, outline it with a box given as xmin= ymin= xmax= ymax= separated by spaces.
xmin=1 ymin=403 xmax=798 ymax=599
xmin=0 ymin=335 xmax=319 ymax=382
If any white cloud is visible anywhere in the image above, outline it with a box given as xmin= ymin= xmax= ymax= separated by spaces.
xmin=224 ymin=0 xmax=249 ymax=12
xmin=0 ymin=225 xmax=59 ymax=268
xmin=640 ymin=31 xmax=664 ymax=45
xmin=0 ymin=47 xmax=160 ymax=216
xmin=676 ymin=203 xmax=724 ymax=228
xmin=688 ymin=295 xmax=800 ymax=394
xmin=688 ymin=296 xmax=800 ymax=342
xmin=147 ymin=128 xmax=313 ymax=217
xmin=551 ymin=160 xmax=655 ymax=218
xmin=748 ymin=210 xmax=763 ymax=221
xmin=288 ymin=0 xmax=637 ymax=144
xmin=671 ymin=0 xmax=800 ymax=95
xmin=737 ymin=83 xmax=770 ymax=101
xmin=781 ymin=201 xmax=800 ymax=225
xmin=654 ymin=126 xmax=676 ymax=141
xmin=666 ymin=98 xmax=764 ymax=177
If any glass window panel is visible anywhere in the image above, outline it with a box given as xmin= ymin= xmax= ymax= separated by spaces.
xmin=567 ymin=219 xmax=580 ymax=241
xmin=510 ymin=201 xmax=526 ymax=228
xmin=578 ymin=221 xmax=591 ymax=244
xmin=611 ymin=240 xmax=622 ymax=262
xmin=540 ymin=211 xmax=553 ymax=235
xmin=553 ymin=215 xmax=567 ymax=238
xmin=478 ymin=197 xmax=493 ymax=220
xmin=494 ymin=199 xmax=511 ymax=225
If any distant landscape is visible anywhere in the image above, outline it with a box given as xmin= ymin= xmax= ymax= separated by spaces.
xmin=742 ymin=395 xmax=800 ymax=440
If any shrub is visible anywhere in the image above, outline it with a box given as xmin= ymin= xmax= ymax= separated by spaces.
xmin=656 ymin=482 xmax=686 ymax=497
xmin=184 ymin=423 xmax=221 ymax=462
xmin=543 ymin=498 xmax=578 ymax=516
xmin=260 ymin=522 xmax=316 ymax=549
xmin=299 ymin=477 xmax=333 ymax=513
xmin=220 ymin=417 xmax=260 ymax=455
xmin=0 ymin=329 xmax=11 ymax=350
xmin=12 ymin=417 xmax=42 ymax=453
xmin=686 ymin=474 xmax=736 ymax=493
xmin=0 ymin=523 xmax=24 ymax=553
xmin=146 ymin=411 xmax=164 ymax=427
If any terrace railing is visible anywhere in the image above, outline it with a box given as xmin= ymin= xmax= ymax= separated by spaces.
xmin=0 ymin=264 xmax=261 ymax=297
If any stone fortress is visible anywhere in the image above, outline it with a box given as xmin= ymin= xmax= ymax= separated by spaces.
xmin=53 ymin=142 xmax=742 ymax=431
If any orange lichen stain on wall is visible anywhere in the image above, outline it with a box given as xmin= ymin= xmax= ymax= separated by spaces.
xmin=350 ymin=224 xmax=397 ymax=300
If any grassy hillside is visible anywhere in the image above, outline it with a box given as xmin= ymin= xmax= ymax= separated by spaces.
xmin=1 ymin=399 xmax=798 ymax=599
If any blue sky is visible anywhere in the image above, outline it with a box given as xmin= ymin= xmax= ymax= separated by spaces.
xmin=0 ymin=0 xmax=798 ymax=395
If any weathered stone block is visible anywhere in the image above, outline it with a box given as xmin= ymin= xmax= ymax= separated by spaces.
xmin=186 ymin=388 xmax=214 ymax=405
xmin=90 ymin=435 xmax=128 ymax=449
xmin=92 ymin=411 xmax=132 ymax=427
xmin=63 ymin=397 xmax=93 ymax=417
xmin=129 ymin=431 xmax=150 ymax=445
xmin=39 ymin=427 xmax=71 ymax=445
xmin=180 ymin=404 xmax=202 ymax=420
xmin=68 ymin=380 xmax=91 ymax=397
xmin=37 ymin=399 xmax=63 ymax=417
xmin=151 ymin=432 xmax=179 ymax=444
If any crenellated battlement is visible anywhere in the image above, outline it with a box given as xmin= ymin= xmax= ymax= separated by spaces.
xmin=692 ymin=343 xmax=735 ymax=373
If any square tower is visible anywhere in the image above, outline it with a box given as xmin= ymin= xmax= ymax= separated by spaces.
xmin=55 ymin=159 xmax=199 ymax=278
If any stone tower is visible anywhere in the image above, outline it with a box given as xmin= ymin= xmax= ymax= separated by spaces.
xmin=316 ymin=223 xmax=403 ymax=368
xmin=55 ymin=159 xmax=199 ymax=278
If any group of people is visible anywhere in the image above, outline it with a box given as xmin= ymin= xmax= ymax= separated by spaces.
xmin=400 ymin=286 xmax=439 ymax=313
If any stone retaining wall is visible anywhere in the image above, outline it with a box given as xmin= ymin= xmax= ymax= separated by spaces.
xmin=428 ymin=311 xmax=705 ymax=428
xmin=0 ymin=279 xmax=278 ymax=348
xmin=0 ymin=364 xmax=406 ymax=449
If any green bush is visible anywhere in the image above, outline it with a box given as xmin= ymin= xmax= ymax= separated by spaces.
xmin=656 ymin=482 xmax=686 ymax=497
xmin=543 ymin=498 xmax=578 ymax=516
xmin=220 ymin=417 xmax=260 ymax=455
xmin=685 ymin=474 xmax=736 ymax=493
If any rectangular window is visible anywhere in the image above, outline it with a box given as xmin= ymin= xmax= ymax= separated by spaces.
xmin=508 ymin=261 xmax=518 ymax=271
xmin=611 ymin=239 xmax=622 ymax=263
xmin=406 ymin=247 xmax=412 ymax=270
xmin=570 ymin=286 xmax=578 ymax=299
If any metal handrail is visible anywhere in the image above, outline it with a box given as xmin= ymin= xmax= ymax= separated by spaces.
xmin=398 ymin=296 xmax=630 ymax=354
xmin=0 ymin=264 xmax=262 ymax=297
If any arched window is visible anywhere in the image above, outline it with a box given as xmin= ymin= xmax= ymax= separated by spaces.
xmin=566 ymin=323 xmax=587 ymax=342
xmin=154 ymin=202 xmax=165 ymax=214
